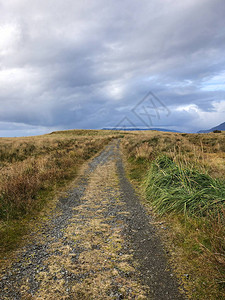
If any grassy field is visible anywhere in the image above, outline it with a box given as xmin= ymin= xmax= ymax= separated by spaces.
xmin=0 ymin=130 xmax=122 ymax=256
xmin=0 ymin=129 xmax=224 ymax=298
xmin=121 ymin=131 xmax=225 ymax=299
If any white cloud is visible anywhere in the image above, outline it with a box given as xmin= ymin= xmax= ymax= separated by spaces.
xmin=0 ymin=23 xmax=21 ymax=55
xmin=172 ymin=101 xmax=225 ymax=132
xmin=175 ymin=104 xmax=199 ymax=113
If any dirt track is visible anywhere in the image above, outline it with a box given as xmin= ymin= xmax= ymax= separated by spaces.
xmin=0 ymin=140 xmax=186 ymax=299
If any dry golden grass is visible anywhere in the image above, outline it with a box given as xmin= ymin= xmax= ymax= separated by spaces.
xmin=0 ymin=130 xmax=119 ymax=255
xmin=121 ymin=130 xmax=225 ymax=299
xmin=122 ymin=130 xmax=225 ymax=179
xmin=0 ymin=132 xmax=115 ymax=220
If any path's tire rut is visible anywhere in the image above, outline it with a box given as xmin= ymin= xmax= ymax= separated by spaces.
xmin=0 ymin=140 xmax=186 ymax=299
xmin=116 ymin=142 xmax=186 ymax=299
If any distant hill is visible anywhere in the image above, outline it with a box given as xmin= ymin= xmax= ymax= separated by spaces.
xmin=198 ymin=121 xmax=225 ymax=133
xmin=102 ymin=127 xmax=181 ymax=133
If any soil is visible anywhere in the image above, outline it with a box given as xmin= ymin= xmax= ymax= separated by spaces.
xmin=0 ymin=140 xmax=187 ymax=299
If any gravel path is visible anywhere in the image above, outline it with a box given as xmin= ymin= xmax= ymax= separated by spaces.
xmin=0 ymin=140 xmax=186 ymax=299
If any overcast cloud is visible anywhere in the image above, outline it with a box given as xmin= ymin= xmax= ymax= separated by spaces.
xmin=0 ymin=0 xmax=225 ymax=136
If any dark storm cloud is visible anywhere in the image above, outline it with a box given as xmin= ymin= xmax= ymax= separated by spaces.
xmin=0 ymin=0 xmax=225 ymax=136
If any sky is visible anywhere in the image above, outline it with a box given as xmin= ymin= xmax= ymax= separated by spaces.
xmin=0 ymin=0 xmax=225 ymax=136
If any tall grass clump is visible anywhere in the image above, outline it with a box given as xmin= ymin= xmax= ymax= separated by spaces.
xmin=145 ymin=155 xmax=225 ymax=216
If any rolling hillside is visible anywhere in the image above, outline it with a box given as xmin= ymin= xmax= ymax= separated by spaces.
xmin=198 ymin=121 xmax=225 ymax=133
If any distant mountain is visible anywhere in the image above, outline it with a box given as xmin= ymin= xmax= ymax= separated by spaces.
xmin=198 ymin=121 xmax=225 ymax=133
xmin=102 ymin=127 xmax=181 ymax=133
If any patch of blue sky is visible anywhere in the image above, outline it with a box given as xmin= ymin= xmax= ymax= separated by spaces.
xmin=201 ymin=72 xmax=225 ymax=91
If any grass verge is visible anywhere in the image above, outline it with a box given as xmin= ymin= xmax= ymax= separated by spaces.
xmin=121 ymin=131 xmax=225 ymax=299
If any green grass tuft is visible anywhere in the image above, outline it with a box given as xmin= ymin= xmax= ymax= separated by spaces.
xmin=145 ymin=155 xmax=225 ymax=216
